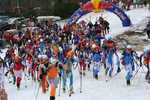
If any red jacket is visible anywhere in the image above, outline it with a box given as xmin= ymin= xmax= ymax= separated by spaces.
xmin=14 ymin=62 xmax=23 ymax=71
xmin=147 ymin=52 xmax=150 ymax=64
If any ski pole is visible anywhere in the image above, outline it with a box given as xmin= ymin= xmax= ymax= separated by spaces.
xmin=24 ymin=71 xmax=27 ymax=88
xmin=79 ymin=64 xmax=83 ymax=93
xmin=131 ymin=65 xmax=141 ymax=81
xmin=35 ymin=81 xmax=41 ymax=100
xmin=133 ymin=58 xmax=144 ymax=72
xmin=58 ymin=76 xmax=61 ymax=96
xmin=73 ymin=62 xmax=78 ymax=70
xmin=106 ymin=67 xmax=124 ymax=82
xmin=115 ymin=52 xmax=121 ymax=73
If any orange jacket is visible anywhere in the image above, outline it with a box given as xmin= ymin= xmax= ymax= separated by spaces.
xmin=47 ymin=64 xmax=58 ymax=78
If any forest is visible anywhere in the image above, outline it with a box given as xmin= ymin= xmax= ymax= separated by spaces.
xmin=0 ymin=0 xmax=88 ymax=18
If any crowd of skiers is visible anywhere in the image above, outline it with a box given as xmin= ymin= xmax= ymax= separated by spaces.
xmin=0 ymin=16 xmax=150 ymax=100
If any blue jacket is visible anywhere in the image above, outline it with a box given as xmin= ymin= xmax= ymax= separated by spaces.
xmin=122 ymin=51 xmax=133 ymax=65
xmin=92 ymin=52 xmax=101 ymax=62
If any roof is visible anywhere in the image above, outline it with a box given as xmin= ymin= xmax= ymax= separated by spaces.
xmin=37 ymin=16 xmax=61 ymax=21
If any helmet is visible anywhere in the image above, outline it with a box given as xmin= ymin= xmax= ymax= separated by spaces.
xmin=127 ymin=45 xmax=132 ymax=49
xmin=106 ymin=34 xmax=112 ymax=40
xmin=50 ymin=58 xmax=57 ymax=64
xmin=59 ymin=47 xmax=63 ymax=52
xmin=92 ymin=44 xmax=96 ymax=49
xmin=46 ymin=35 xmax=49 ymax=38
xmin=28 ymin=40 xmax=31 ymax=43
xmin=40 ymin=39 xmax=43 ymax=42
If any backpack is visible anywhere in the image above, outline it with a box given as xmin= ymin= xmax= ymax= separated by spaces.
xmin=144 ymin=51 xmax=150 ymax=65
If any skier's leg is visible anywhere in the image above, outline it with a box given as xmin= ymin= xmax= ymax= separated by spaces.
xmin=69 ymin=72 xmax=73 ymax=92
xmin=41 ymin=75 xmax=48 ymax=93
xmin=11 ymin=69 xmax=16 ymax=85
xmin=16 ymin=71 xmax=22 ymax=89
xmin=148 ymin=62 xmax=150 ymax=79
xmin=148 ymin=31 xmax=150 ymax=39
xmin=147 ymin=31 xmax=150 ymax=39
xmin=125 ymin=64 xmax=132 ymax=85
xmin=62 ymin=74 xmax=67 ymax=93
xmin=105 ymin=58 xmax=109 ymax=76
xmin=93 ymin=63 xmax=97 ymax=79
xmin=93 ymin=62 xmax=100 ymax=79
xmin=50 ymin=82 xmax=56 ymax=100
xmin=109 ymin=64 xmax=113 ymax=77
xmin=83 ymin=62 xmax=86 ymax=76
xmin=145 ymin=65 xmax=149 ymax=80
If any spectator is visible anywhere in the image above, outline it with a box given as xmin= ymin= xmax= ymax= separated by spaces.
xmin=146 ymin=21 xmax=150 ymax=39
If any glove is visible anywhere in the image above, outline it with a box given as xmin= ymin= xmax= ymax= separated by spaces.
xmin=59 ymin=64 xmax=63 ymax=70
xmin=59 ymin=72 xmax=61 ymax=77
xmin=140 ymin=63 xmax=142 ymax=67
xmin=117 ymin=67 xmax=121 ymax=73
xmin=136 ymin=57 xmax=140 ymax=60
xmin=40 ymin=74 xmax=43 ymax=80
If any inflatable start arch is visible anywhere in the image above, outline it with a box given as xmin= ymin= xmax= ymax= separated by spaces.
xmin=67 ymin=0 xmax=132 ymax=27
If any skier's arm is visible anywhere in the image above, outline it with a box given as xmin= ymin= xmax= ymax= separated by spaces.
xmin=139 ymin=54 xmax=144 ymax=66
xmin=132 ymin=51 xmax=139 ymax=59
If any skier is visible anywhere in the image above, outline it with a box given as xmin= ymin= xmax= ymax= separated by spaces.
xmin=38 ymin=38 xmax=46 ymax=55
xmin=140 ymin=46 xmax=150 ymax=82
xmin=4 ymin=49 xmax=15 ymax=84
xmin=121 ymin=45 xmax=138 ymax=85
xmin=145 ymin=21 xmax=150 ymax=39
xmin=39 ymin=56 xmax=49 ymax=93
xmin=62 ymin=49 xmax=74 ymax=96
xmin=13 ymin=56 xmax=24 ymax=89
xmin=24 ymin=53 xmax=33 ymax=79
xmin=78 ymin=50 xmax=86 ymax=76
xmin=0 ymin=58 xmax=8 ymax=100
xmin=102 ymin=35 xmax=117 ymax=78
xmin=126 ymin=0 xmax=132 ymax=10
xmin=91 ymin=44 xmax=102 ymax=80
xmin=47 ymin=58 xmax=59 ymax=100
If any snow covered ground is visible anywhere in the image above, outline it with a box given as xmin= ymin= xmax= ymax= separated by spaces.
xmin=1 ymin=7 xmax=150 ymax=100
xmin=2 ymin=51 xmax=150 ymax=100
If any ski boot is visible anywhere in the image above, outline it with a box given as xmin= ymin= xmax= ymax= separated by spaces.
xmin=105 ymin=68 xmax=108 ymax=76
xmin=117 ymin=67 xmax=121 ymax=73
xmin=50 ymin=96 xmax=55 ymax=100
xmin=83 ymin=72 xmax=86 ymax=76
xmin=69 ymin=88 xmax=74 ymax=97
xmin=94 ymin=74 xmax=98 ymax=80
xmin=63 ymin=88 xmax=66 ymax=93
xmin=88 ymin=64 xmax=90 ymax=71
xmin=126 ymin=80 xmax=131 ymax=86
xmin=17 ymin=83 xmax=20 ymax=90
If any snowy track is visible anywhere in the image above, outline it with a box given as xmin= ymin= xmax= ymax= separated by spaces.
xmin=5 ymin=65 xmax=150 ymax=100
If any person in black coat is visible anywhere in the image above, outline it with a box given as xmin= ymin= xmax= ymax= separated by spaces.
xmin=146 ymin=21 xmax=150 ymax=39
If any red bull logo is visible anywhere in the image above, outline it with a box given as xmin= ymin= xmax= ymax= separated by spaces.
xmin=82 ymin=0 xmax=112 ymax=12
